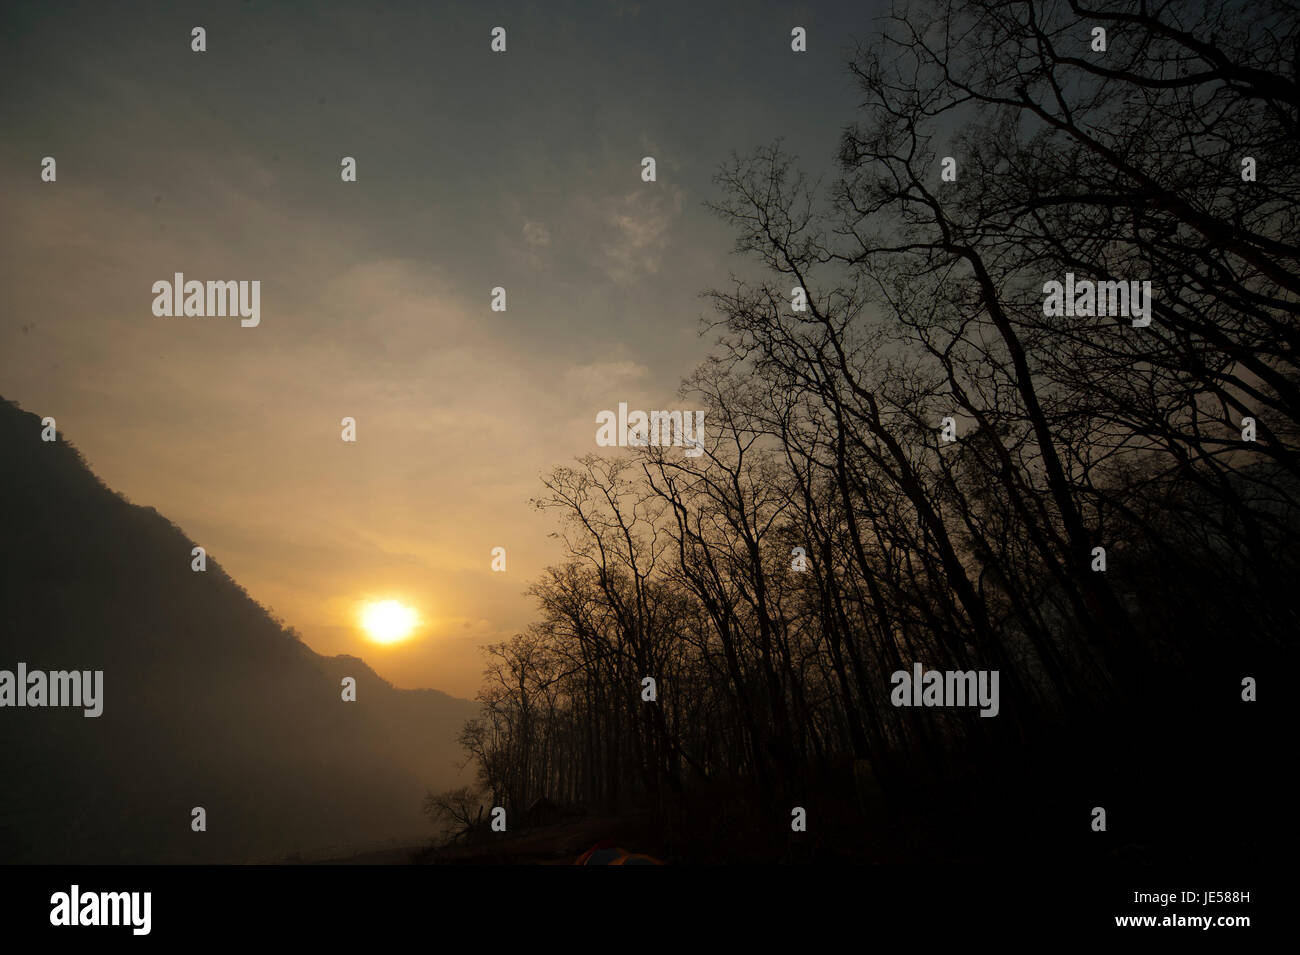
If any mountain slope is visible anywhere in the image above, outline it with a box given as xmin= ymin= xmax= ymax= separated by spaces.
xmin=0 ymin=397 xmax=478 ymax=863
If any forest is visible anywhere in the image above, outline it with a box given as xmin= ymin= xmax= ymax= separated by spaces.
xmin=430 ymin=0 xmax=1296 ymax=863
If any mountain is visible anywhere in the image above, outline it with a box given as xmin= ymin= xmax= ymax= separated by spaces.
xmin=0 ymin=397 xmax=479 ymax=863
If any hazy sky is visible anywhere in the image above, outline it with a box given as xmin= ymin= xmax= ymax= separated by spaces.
xmin=0 ymin=0 xmax=879 ymax=698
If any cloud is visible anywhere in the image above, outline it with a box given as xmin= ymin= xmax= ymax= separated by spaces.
xmin=598 ymin=187 xmax=685 ymax=284
xmin=523 ymin=221 xmax=551 ymax=247
xmin=562 ymin=360 xmax=651 ymax=398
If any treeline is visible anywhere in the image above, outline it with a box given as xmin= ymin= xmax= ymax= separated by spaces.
xmin=453 ymin=0 xmax=1298 ymax=824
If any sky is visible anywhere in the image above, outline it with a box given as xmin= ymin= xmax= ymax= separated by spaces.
xmin=0 ymin=0 xmax=881 ymax=699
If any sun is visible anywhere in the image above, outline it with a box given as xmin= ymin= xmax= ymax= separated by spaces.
xmin=360 ymin=600 xmax=419 ymax=644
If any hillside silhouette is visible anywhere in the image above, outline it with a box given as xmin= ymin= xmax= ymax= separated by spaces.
xmin=0 ymin=397 xmax=475 ymax=863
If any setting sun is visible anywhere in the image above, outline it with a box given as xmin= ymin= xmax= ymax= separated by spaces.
xmin=360 ymin=600 xmax=419 ymax=644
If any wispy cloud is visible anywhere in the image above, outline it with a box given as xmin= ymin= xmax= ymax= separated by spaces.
xmin=591 ymin=186 xmax=685 ymax=284
xmin=523 ymin=221 xmax=551 ymax=247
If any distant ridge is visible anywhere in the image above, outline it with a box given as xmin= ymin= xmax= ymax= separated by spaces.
xmin=0 ymin=396 xmax=477 ymax=863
